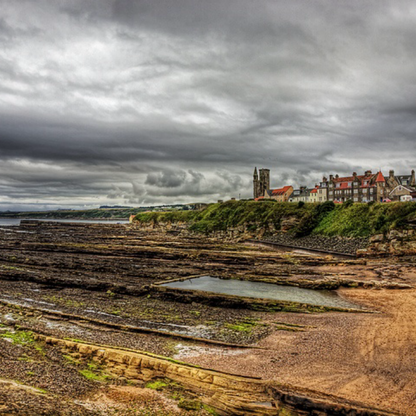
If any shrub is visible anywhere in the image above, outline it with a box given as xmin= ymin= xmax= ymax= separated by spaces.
xmin=343 ymin=199 xmax=353 ymax=208
xmin=295 ymin=201 xmax=335 ymax=237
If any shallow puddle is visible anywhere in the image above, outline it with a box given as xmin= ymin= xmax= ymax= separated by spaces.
xmin=162 ymin=276 xmax=360 ymax=309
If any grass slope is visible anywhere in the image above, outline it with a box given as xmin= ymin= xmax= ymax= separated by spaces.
xmin=314 ymin=201 xmax=416 ymax=237
xmin=136 ymin=200 xmax=313 ymax=233
xmin=134 ymin=200 xmax=416 ymax=238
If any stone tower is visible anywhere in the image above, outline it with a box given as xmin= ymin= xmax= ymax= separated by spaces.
xmin=253 ymin=167 xmax=259 ymax=199
xmin=259 ymin=169 xmax=270 ymax=198
xmin=253 ymin=167 xmax=270 ymax=198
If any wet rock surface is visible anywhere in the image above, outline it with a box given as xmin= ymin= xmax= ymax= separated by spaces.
xmin=0 ymin=221 xmax=414 ymax=414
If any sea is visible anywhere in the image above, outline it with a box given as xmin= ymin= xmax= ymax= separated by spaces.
xmin=0 ymin=218 xmax=129 ymax=226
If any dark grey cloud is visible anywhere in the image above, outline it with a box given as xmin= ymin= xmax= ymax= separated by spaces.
xmin=145 ymin=170 xmax=188 ymax=188
xmin=1 ymin=0 xmax=416 ymax=209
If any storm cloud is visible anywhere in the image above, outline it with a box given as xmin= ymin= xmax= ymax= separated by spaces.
xmin=1 ymin=0 xmax=416 ymax=209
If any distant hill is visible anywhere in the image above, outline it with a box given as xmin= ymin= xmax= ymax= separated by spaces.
xmin=0 ymin=204 xmax=197 ymax=220
xmin=99 ymin=205 xmax=134 ymax=209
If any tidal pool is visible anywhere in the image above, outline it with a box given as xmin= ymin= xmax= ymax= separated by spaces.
xmin=162 ymin=276 xmax=360 ymax=309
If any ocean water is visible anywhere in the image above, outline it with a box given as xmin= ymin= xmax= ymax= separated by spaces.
xmin=0 ymin=218 xmax=129 ymax=226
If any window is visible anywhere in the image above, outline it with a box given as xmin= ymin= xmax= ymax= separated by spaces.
xmin=370 ymin=188 xmax=373 ymax=194
xmin=354 ymin=197 xmax=358 ymax=202
xmin=354 ymin=189 xmax=358 ymax=194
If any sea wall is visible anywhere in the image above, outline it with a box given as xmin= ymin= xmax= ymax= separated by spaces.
xmin=260 ymin=234 xmax=369 ymax=256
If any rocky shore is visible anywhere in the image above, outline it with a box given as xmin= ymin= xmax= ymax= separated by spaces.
xmin=0 ymin=221 xmax=415 ymax=414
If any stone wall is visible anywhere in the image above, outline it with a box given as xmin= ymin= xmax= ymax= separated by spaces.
xmin=262 ymin=234 xmax=369 ymax=256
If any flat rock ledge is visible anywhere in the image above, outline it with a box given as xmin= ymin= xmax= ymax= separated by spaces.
xmin=36 ymin=334 xmax=398 ymax=416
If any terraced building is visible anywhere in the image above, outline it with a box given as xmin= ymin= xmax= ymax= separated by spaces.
xmin=326 ymin=170 xmax=416 ymax=203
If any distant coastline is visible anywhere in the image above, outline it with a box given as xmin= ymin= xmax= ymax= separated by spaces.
xmin=0 ymin=204 xmax=196 ymax=221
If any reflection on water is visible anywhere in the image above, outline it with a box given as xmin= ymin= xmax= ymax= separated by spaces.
xmin=0 ymin=219 xmax=21 ymax=226
xmin=162 ymin=276 xmax=360 ymax=309
xmin=31 ymin=219 xmax=129 ymax=224
xmin=0 ymin=218 xmax=129 ymax=226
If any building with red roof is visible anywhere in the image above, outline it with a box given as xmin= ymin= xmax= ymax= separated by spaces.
xmin=325 ymin=169 xmax=416 ymax=203
xmin=326 ymin=170 xmax=387 ymax=203
xmin=253 ymin=167 xmax=416 ymax=204
xmin=309 ymin=185 xmax=320 ymax=203
xmin=264 ymin=185 xmax=294 ymax=202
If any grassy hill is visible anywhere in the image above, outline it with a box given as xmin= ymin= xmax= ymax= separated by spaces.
xmin=134 ymin=200 xmax=416 ymax=237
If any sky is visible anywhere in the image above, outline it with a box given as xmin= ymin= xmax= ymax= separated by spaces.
xmin=1 ymin=0 xmax=416 ymax=210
